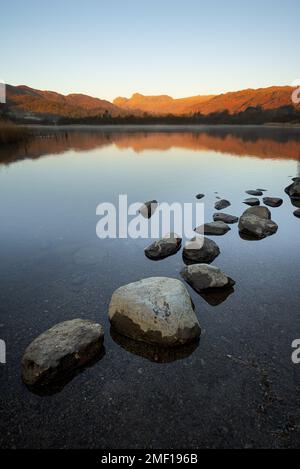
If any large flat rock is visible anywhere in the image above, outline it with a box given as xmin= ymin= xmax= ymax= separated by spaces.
xmin=22 ymin=319 xmax=104 ymax=387
xmin=109 ymin=277 xmax=201 ymax=347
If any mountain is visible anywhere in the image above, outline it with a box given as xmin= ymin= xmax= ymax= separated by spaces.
xmin=114 ymin=93 xmax=215 ymax=115
xmin=2 ymin=84 xmax=299 ymax=122
xmin=189 ymin=86 xmax=298 ymax=115
xmin=4 ymin=85 xmax=126 ymax=120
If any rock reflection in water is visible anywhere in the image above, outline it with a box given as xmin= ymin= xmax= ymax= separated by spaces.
xmin=198 ymin=286 xmax=235 ymax=307
xmin=110 ymin=328 xmax=199 ymax=363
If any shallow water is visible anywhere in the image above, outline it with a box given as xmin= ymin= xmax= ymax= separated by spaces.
xmin=1 ymin=125 xmax=300 ymax=448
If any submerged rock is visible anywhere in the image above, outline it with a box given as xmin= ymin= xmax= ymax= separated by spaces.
xmin=181 ymin=264 xmax=235 ymax=293
xmin=196 ymin=193 xmax=205 ymax=200
xmin=244 ymin=198 xmax=260 ymax=206
xmin=215 ymin=199 xmax=231 ymax=211
xmin=139 ymin=200 xmax=158 ymax=219
xmin=263 ymin=197 xmax=283 ymax=208
xmin=239 ymin=206 xmax=278 ymax=240
xmin=145 ymin=233 xmax=182 ymax=260
xmin=21 ymin=319 xmax=104 ymax=388
xmin=183 ymin=237 xmax=220 ymax=265
xmin=246 ymin=190 xmax=264 ymax=196
xmin=213 ymin=213 xmax=239 ymax=224
xmin=109 ymin=277 xmax=201 ymax=347
xmin=195 ymin=221 xmax=231 ymax=236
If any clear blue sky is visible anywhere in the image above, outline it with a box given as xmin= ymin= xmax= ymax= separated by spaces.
xmin=1 ymin=0 xmax=299 ymax=101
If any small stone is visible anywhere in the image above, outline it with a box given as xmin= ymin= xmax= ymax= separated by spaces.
xmin=145 ymin=233 xmax=182 ymax=260
xmin=139 ymin=200 xmax=158 ymax=219
xmin=183 ymin=237 xmax=220 ymax=265
xmin=239 ymin=206 xmax=278 ymax=240
xmin=294 ymin=209 xmax=300 ymax=218
xmin=196 ymin=194 xmax=205 ymax=200
xmin=244 ymin=198 xmax=260 ymax=206
xmin=285 ymin=181 xmax=300 ymax=199
xmin=195 ymin=221 xmax=231 ymax=236
xmin=181 ymin=264 xmax=235 ymax=293
xmin=215 ymin=199 xmax=231 ymax=211
xmin=263 ymin=197 xmax=283 ymax=208
xmin=246 ymin=190 xmax=263 ymax=196
xmin=213 ymin=213 xmax=239 ymax=224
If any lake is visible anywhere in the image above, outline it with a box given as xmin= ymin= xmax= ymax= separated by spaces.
xmin=0 ymin=125 xmax=300 ymax=449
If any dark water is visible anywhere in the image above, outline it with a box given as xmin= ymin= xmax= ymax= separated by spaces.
xmin=1 ymin=126 xmax=300 ymax=449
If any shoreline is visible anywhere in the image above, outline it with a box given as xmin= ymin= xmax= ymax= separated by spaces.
xmin=21 ymin=123 xmax=300 ymax=131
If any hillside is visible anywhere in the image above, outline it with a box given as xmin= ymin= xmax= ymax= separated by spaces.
xmin=4 ymin=85 xmax=126 ymax=120
xmin=189 ymin=86 xmax=298 ymax=115
xmin=1 ymin=84 xmax=299 ymax=122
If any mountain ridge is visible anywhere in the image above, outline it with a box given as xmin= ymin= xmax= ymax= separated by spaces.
xmin=1 ymin=84 xmax=299 ymax=121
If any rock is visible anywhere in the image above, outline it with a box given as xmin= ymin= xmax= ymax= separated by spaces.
xmin=181 ymin=264 xmax=235 ymax=293
xmin=285 ymin=181 xmax=300 ymax=199
xmin=291 ymin=199 xmax=300 ymax=209
xmin=196 ymin=193 xmax=205 ymax=200
xmin=139 ymin=200 xmax=158 ymax=219
xmin=263 ymin=197 xmax=283 ymax=208
xmin=183 ymin=237 xmax=220 ymax=265
xmin=245 ymin=206 xmax=271 ymax=219
xmin=215 ymin=199 xmax=231 ymax=210
xmin=109 ymin=277 xmax=201 ymax=347
xmin=239 ymin=206 xmax=278 ymax=240
xmin=292 ymin=177 xmax=300 ymax=183
xmin=246 ymin=190 xmax=263 ymax=196
xmin=294 ymin=209 xmax=300 ymax=218
xmin=213 ymin=213 xmax=239 ymax=224
xmin=244 ymin=198 xmax=260 ymax=206
xmin=195 ymin=221 xmax=231 ymax=236
xmin=21 ymin=319 xmax=104 ymax=387
xmin=145 ymin=233 xmax=182 ymax=260
xmin=257 ymin=188 xmax=267 ymax=192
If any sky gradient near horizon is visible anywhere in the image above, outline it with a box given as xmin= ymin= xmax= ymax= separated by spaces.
xmin=1 ymin=0 xmax=300 ymax=101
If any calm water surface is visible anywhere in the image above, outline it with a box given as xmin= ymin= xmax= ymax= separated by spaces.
xmin=0 ymin=126 xmax=300 ymax=448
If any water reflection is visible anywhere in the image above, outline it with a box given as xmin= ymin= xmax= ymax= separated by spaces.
xmin=111 ymin=328 xmax=199 ymax=363
xmin=198 ymin=287 xmax=235 ymax=307
xmin=1 ymin=125 xmax=300 ymax=166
